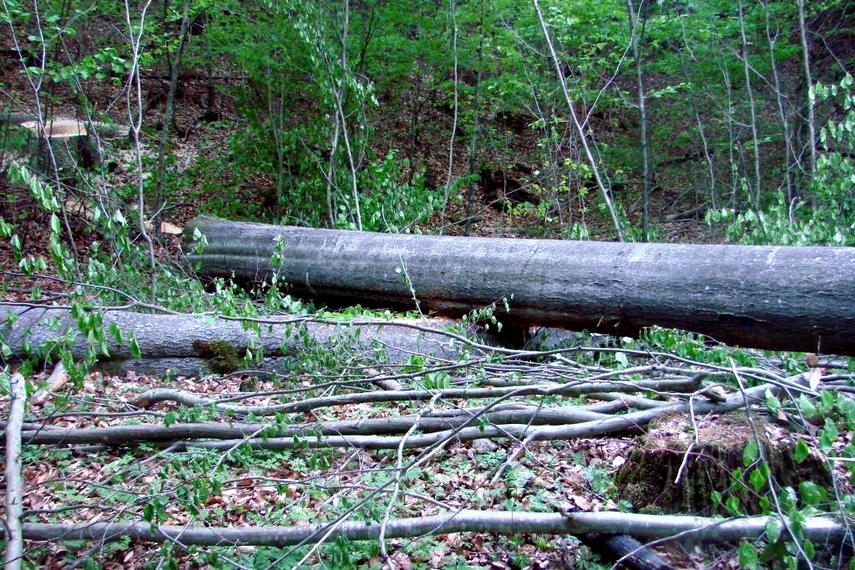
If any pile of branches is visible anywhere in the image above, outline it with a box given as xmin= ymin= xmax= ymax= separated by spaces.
xmin=2 ymin=315 xmax=854 ymax=568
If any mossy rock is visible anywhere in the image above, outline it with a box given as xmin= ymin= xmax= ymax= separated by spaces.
xmin=615 ymin=411 xmax=832 ymax=515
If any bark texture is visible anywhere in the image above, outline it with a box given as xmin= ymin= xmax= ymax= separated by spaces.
xmin=3 ymin=373 xmax=25 ymax=570
xmin=0 ymin=304 xmax=476 ymax=376
xmin=184 ymin=216 xmax=855 ymax=355
xmin=1 ymin=512 xmax=846 ymax=547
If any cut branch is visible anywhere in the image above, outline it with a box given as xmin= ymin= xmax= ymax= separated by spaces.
xmin=11 ymin=403 xmax=632 ymax=446
xmin=4 ymin=511 xmax=847 ymax=548
xmin=4 ymin=373 xmax=26 ymax=570
xmin=24 ymin=383 xmax=769 ymax=451
xmin=131 ymin=375 xmax=701 ymax=416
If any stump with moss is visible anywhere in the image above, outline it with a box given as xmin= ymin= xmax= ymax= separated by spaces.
xmin=615 ymin=412 xmax=833 ymax=516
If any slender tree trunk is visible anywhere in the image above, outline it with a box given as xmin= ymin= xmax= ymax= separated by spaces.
xmin=738 ymin=1 xmax=764 ymax=217
xmin=464 ymin=0 xmax=486 ymax=236
xmin=442 ymin=0 xmax=460 ymax=226
xmin=628 ymin=0 xmax=651 ymax=242
xmin=153 ymin=0 xmax=192 ymax=235
xmin=532 ymin=0 xmax=624 ymax=241
xmin=3 ymin=373 xmax=25 ymax=570
xmin=761 ymin=1 xmax=797 ymax=205
xmin=124 ymin=0 xmax=157 ymax=299
xmin=678 ymin=22 xmax=716 ymax=210
xmin=797 ymin=0 xmax=817 ymax=181
xmin=269 ymin=78 xmax=287 ymax=223
xmin=334 ymin=0 xmax=362 ymax=231
xmin=326 ymin=113 xmax=341 ymax=227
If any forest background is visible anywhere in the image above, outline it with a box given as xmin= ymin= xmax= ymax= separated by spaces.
xmin=1 ymin=0 xmax=854 ymax=568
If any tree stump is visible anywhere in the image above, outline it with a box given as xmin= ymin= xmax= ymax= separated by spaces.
xmin=19 ymin=119 xmax=101 ymax=180
xmin=615 ymin=412 xmax=833 ymax=516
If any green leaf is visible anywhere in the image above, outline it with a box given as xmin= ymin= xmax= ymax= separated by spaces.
xmin=129 ymin=336 xmax=142 ymax=359
xmin=749 ymin=463 xmax=769 ymax=493
xmin=798 ymin=395 xmax=817 ymax=418
xmin=725 ymin=496 xmax=742 ymax=516
xmin=49 ymin=214 xmax=60 ymax=234
xmin=798 ymin=481 xmax=827 ymax=506
xmin=793 ymin=440 xmax=810 ymax=464
xmin=710 ymin=490 xmax=722 ymax=509
xmin=803 ymin=539 xmax=815 ymax=560
xmin=764 ymin=517 xmax=781 ymax=543
xmin=108 ymin=322 xmax=123 ymax=344
xmin=820 ymin=418 xmax=839 ymax=451
xmin=743 ymin=441 xmax=760 ymax=467
xmin=780 ymin=487 xmax=797 ymax=512
xmin=738 ymin=541 xmax=759 ymax=567
xmin=765 ymin=391 xmax=781 ymax=414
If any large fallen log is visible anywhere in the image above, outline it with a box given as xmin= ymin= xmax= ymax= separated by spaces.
xmin=0 ymin=304 xmax=480 ymax=377
xmin=183 ymin=216 xmax=855 ymax=355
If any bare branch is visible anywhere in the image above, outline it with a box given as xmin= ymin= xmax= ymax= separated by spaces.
xmin=3 ymin=373 xmax=26 ymax=570
xmin=4 ymin=511 xmax=846 ymax=548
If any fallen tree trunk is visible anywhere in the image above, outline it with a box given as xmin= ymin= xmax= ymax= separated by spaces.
xmin=0 ymin=304 xmax=480 ymax=376
xmin=183 ymin=217 xmax=855 ymax=355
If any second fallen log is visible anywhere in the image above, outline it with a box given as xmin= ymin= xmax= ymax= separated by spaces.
xmin=183 ymin=216 xmax=855 ymax=355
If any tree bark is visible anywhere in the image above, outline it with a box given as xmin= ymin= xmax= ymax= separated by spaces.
xmin=1 ymin=511 xmax=846 ymax=548
xmin=628 ymin=0 xmax=652 ymax=242
xmin=0 ymin=304 xmax=478 ymax=377
xmin=3 ymin=373 xmax=25 ymax=570
xmin=183 ymin=217 xmax=855 ymax=355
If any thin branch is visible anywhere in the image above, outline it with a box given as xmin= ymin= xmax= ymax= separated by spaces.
xmin=131 ymin=376 xmax=702 ymax=416
xmin=4 ymin=373 xmax=26 ymax=570
xmin=4 ymin=511 xmax=847 ymax=547
xmin=531 ymin=0 xmax=624 ymax=241
xmin=115 ymin=384 xmax=771 ymax=451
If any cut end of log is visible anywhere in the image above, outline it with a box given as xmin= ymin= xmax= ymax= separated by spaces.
xmin=20 ymin=119 xmax=88 ymax=138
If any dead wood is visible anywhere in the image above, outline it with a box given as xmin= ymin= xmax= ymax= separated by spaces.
xmin=3 ymin=373 xmax=26 ymax=570
xmin=130 ymin=375 xmax=701 ymax=416
xmin=11 ymin=403 xmax=629 ymax=446
xmin=580 ymin=532 xmax=675 ymax=570
xmin=14 ymin=383 xmax=770 ymax=452
xmin=616 ymin=411 xmax=833 ymax=515
xmin=183 ymin=216 xmax=855 ymax=355
xmin=2 ymin=511 xmax=847 ymax=548
xmin=0 ymin=304 xmax=485 ymax=376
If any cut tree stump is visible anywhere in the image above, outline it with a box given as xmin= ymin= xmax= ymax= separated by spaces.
xmin=19 ymin=119 xmax=101 ymax=177
xmin=183 ymin=216 xmax=855 ymax=355
xmin=614 ymin=412 xmax=833 ymax=516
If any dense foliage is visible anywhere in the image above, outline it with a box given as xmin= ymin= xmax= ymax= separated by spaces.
xmin=2 ymin=0 xmax=853 ymax=242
